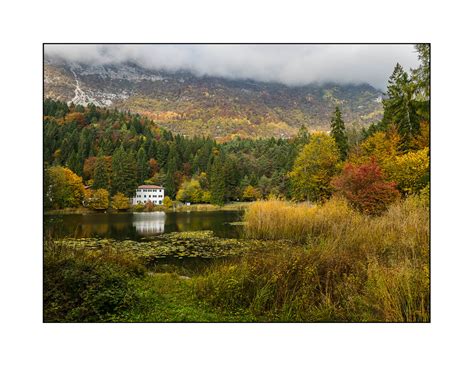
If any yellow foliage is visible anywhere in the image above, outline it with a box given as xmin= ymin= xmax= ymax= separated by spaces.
xmin=385 ymin=148 xmax=429 ymax=195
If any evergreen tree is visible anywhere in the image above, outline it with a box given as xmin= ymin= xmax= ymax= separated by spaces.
xmin=383 ymin=63 xmax=419 ymax=150
xmin=136 ymin=147 xmax=149 ymax=184
xmin=210 ymin=152 xmax=226 ymax=205
xmin=111 ymin=145 xmax=137 ymax=196
xmin=330 ymin=106 xmax=349 ymax=160
xmin=164 ymin=143 xmax=179 ymax=198
xmin=93 ymin=156 xmax=111 ymax=191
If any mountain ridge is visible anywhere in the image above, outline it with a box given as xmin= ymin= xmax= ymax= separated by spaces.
xmin=44 ymin=59 xmax=384 ymax=140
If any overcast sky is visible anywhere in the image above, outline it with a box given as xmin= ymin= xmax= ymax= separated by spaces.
xmin=45 ymin=44 xmax=420 ymax=90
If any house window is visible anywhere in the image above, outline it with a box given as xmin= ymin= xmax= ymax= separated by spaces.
xmin=158 ymin=200 xmax=162 ymax=205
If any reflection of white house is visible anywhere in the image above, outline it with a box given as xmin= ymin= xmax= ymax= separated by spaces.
xmin=132 ymin=212 xmax=165 ymax=235
xmin=132 ymin=185 xmax=165 ymax=205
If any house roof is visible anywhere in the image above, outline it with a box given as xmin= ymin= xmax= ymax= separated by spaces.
xmin=137 ymin=185 xmax=163 ymax=189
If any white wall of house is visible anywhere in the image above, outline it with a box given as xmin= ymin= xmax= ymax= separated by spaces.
xmin=131 ymin=187 xmax=165 ymax=205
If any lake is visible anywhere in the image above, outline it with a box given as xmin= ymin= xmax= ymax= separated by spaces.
xmin=44 ymin=210 xmax=244 ymax=240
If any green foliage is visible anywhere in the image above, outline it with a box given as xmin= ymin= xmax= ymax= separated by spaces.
xmin=289 ymin=133 xmax=340 ymax=202
xmin=111 ymin=145 xmax=137 ymax=197
xmin=330 ymin=106 xmax=348 ymax=160
xmin=44 ymin=241 xmax=145 ymax=322
xmin=136 ymin=147 xmax=149 ymax=184
xmin=92 ymin=156 xmax=111 ymax=191
xmin=45 ymin=166 xmax=85 ymax=209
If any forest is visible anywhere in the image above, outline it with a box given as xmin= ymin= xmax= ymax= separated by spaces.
xmin=44 ymin=45 xmax=429 ymax=212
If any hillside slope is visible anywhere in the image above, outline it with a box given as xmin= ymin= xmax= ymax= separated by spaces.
xmin=44 ymin=59 xmax=383 ymax=140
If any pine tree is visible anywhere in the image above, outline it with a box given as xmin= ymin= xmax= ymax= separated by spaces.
xmin=164 ymin=143 xmax=179 ymax=198
xmin=210 ymin=152 xmax=226 ymax=205
xmin=93 ymin=156 xmax=111 ymax=191
xmin=383 ymin=63 xmax=419 ymax=150
xmin=111 ymin=145 xmax=137 ymax=196
xmin=136 ymin=147 xmax=149 ymax=184
xmin=330 ymin=106 xmax=348 ymax=160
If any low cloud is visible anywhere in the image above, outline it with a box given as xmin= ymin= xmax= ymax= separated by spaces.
xmin=45 ymin=44 xmax=420 ymax=89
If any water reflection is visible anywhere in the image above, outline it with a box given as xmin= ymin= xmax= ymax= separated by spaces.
xmin=132 ymin=212 xmax=166 ymax=236
xmin=45 ymin=210 xmax=243 ymax=240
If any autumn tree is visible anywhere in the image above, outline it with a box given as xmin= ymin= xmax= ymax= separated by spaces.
xmin=332 ymin=159 xmax=400 ymax=215
xmin=242 ymin=185 xmax=261 ymax=201
xmin=384 ymin=147 xmax=429 ymax=195
xmin=176 ymin=178 xmax=204 ymax=203
xmin=45 ymin=166 xmax=86 ymax=209
xmin=86 ymin=189 xmax=109 ymax=210
xmin=111 ymin=192 xmax=130 ymax=210
xmin=289 ymin=133 xmax=340 ymax=202
xmin=330 ymin=106 xmax=348 ymax=160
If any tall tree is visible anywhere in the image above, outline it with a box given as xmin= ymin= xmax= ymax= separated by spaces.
xmin=164 ymin=143 xmax=179 ymax=198
xmin=111 ymin=145 xmax=137 ymax=196
xmin=289 ymin=133 xmax=340 ymax=202
xmin=92 ymin=156 xmax=111 ymax=191
xmin=136 ymin=147 xmax=149 ymax=184
xmin=210 ymin=152 xmax=226 ymax=205
xmin=383 ymin=63 xmax=419 ymax=150
xmin=330 ymin=106 xmax=349 ymax=160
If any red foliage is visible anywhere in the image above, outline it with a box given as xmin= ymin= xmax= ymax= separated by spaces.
xmin=332 ymin=159 xmax=400 ymax=215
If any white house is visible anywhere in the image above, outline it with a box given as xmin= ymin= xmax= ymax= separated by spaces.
xmin=132 ymin=185 xmax=165 ymax=205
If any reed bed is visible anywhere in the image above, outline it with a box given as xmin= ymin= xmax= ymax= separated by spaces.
xmin=195 ymin=196 xmax=429 ymax=322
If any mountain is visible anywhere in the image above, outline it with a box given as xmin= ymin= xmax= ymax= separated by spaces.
xmin=44 ymin=58 xmax=384 ymax=140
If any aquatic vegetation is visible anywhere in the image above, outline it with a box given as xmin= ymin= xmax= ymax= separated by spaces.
xmin=54 ymin=231 xmax=284 ymax=263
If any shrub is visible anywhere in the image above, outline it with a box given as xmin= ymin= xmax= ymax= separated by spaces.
xmin=44 ymin=241 xmax=145 ymax=322
xmin=332 ymin=159 xmax=400 ymax=215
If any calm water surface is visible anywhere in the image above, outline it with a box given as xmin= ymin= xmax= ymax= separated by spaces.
xmin=45 ymin=210 xmax=244 ymax=240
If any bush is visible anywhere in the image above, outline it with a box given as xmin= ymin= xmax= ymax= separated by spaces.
xmin=44 ymin=241 xmax=145 ymax=322
xmin=332 ymin=159 xmax=400 ymax=215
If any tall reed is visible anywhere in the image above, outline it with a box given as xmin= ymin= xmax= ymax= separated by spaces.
xmin=195 ymin=196 xmax=429 ymax=322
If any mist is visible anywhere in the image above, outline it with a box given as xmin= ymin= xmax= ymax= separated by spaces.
xmin=45 ymin=44 xmax=420 ymax=89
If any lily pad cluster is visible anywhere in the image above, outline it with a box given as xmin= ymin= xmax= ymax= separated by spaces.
xmin=55 ymin=231 xmax=288 ymax=262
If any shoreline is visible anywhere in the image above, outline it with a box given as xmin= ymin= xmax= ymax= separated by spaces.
xmin=44 ymin=202 xmax=252 ymax=215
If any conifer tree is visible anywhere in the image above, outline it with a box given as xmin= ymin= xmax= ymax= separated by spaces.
xmin=165 ymin=143 xmax=179 ymax=198
xmin=93 ymin=156 xmax=111 ymax=191
xmin=111 ymin=145 xmax=137 ymax=196
xmin=330 ymin=106 xmax=348 ymax=160
xmin=136 ymin=147 xmax=149 ymax=184
xmin=210 ymin=152 xmax=226 ymax=205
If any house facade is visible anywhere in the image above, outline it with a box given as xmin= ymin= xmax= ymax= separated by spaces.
xmin=131 ymin=185 xmax=165 ymax=205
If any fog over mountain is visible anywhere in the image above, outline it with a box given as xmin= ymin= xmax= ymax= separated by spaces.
xmin=45 ymin=44 xmax=420 ymax=89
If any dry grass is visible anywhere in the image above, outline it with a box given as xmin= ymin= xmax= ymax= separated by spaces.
xmin=195 ymin=196 xmax=429 ymax=322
